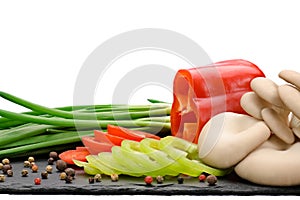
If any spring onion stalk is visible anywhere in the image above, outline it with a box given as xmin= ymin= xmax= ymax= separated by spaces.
xmin=0 ymin=109 xmax=171 ymax=129
xmin=0 ymin=131 xmax=95 ymax=157
xmin=0 ymin=91 xmax=172 ymax=159
xmin=0 ymin=91 xmax=170 ymax=120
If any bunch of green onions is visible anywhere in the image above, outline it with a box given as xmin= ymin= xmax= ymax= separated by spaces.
xmin=0 ymin=91 xmax=171 ymax=158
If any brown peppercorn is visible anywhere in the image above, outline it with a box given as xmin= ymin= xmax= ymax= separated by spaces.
xmin=65 ymin=168 xmax=75 ymax=177
xmin=88 ymin=177 xmax=95 ymax=184
xmin=110 ymin=173 xmax=119 ymax=182
xmin=2 ymin=164 xmax=12 ymax=174
xmin=49 ymin=151 xmax=58 ymax=160
xmin=21 ymin=169 xmax=29 ymax=177
xmin=65 ymin=175 xmax=73 ymax=183
xmin=24 ymin=161 xmax=30 ymax=168
xmin=0 ymin=174 xmax=5 ymax=182
xmin=2 ymin=158 xmax=10 ymax=165
xmin=28 ymin=156 xmax=35 ymax=163
xmin=0 ymin=163 xmax=3 ymax=170
xmin=94 ymin=174 xmax=102 ymax=182
xmin=56 ymin=160 xmax=67 ymax=172
xmin=206 ymin=175 xmax=217 ymax=186
xmin=46 ymin=165 xmax=53 ymax=174
xmin=31 ymin=164 xmax=39 ymax=173
xmin=41 ymin=171 xmax=48 ymax=179
xmin=6 ymin=170 xmax=13 ymax=177
xmin=59 ymin=172 xmax=67 ymax=180
xmin=47 ymin=157 xmax=55 ymax=165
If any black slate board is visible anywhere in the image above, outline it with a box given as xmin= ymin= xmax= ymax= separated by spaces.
xmin=1 ymin=157 xmax=300 ymax=195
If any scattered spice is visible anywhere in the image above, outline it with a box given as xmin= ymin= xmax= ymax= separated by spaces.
xmin=144 ymin=176 xmax=153 ymax=186
xmin=2 ymin=158 xmax=10 ymax=165
xmin=21 ymin=169 xmax=29 ymax=177
xmin=47 ymin=157 xmax=54 ymax=165
xmin=59 ymin=172 xmax=67 ymax=180
xmin=206 ymin=175 xmax=217 ymax=186
xmin=94 ymin=174 xmax=102 ymax=182
xmin=177 ymin=176 xmax=184 ymax=184
xmin=110 ymin=174 xmax=119 ymax=182
xmin=2 ymin=164 xmax=12 ymax=174
xmin=56 ymin=160 xmax=67 ymax=172
xmin=65 ymin=176 xmax=73 ymax=184
xmin=28 ymin=156 xmax=35 ymax=163
xmin=49 ymin=151 xmax=58 ymax=160
xmin=23 ymin=161 xmax=30 ymax=168
xmin=65 ymin=168 xmax=75 ymax=177
xmin=0 ymin=175 xmax=5 ymax=182
xmin=46 ymin=165 xmax=53 ymax=174
xmin=41 ymin=171 xmax=48 ymax=179
xmin=31 ymin=164 xmax=39 ymax=173
xmin=0 ymin=163 xmax=3 ymax=170
xmin=88 ymin=177 xmax=95 ymax=184
xmin=199 ymin=174 xmax=206 ymax=182
xmin=34 ymin=178 xmax=41 ymax=185
xmin=29 ymin=162 xmax=35 ymax=168
xmin=156 ymin=176 xmax=164 ymax=184
xmin=6 ymin=170 xmax=13 ymax=177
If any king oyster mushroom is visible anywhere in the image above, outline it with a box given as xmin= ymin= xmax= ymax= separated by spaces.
xmin=198 ymin=112 xmax=271 ymax=169
xmin=235 ymin=135 xmax=300 ymax=186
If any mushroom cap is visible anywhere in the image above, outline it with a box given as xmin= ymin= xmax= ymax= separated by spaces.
xmin=240 ymin=92 xmax=270 ymax=119
xmin=198 ymin=112 xmax=270 ymax=169
xmin=235 ymin=136 xmax=300 ymax=186
xmin=279 ymin=70 xmax=300 ymax=89
xmin=278 ymin=84 xmax=300 ymax=120
xmin=250 ymin=77 xmax=284 ymax=107
xmin=261 ymin=107 xmax=295 ymax=144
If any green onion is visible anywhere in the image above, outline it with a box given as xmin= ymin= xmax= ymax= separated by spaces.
xmin=0 ymin=91 xmax=172 ymax=158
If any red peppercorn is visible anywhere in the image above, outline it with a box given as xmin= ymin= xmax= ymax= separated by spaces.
xmin=144 ymin=176 xmax=153 ymax=185
xmin=199 ymin=174 xmax=206 ymax=182
xmin=34 ymin=178 xmax=41 ymax=185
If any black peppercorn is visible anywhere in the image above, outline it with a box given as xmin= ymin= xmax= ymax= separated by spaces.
xmin=65 ymin=175 xmax=73 ymax=183
xmin=56 ymin=160 xmax=67 ymax=172
xmin=177 ymin=176 xmax=184 ymax=184
xmin=47 ymin=157 xmax=54 ymax=165
xmin=88 ymin=177 xmax=95 ymax=184
xmin=41 ymin=171 xmax=48 ymax=179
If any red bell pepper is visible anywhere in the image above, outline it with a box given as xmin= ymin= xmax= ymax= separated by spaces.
xmin=58 ymin=147 xmax=90 ymax=165
xmin=171 ymin=59 xmax=265 ymax=143
xmin=107 ymin=124 xmax=161 ymax=141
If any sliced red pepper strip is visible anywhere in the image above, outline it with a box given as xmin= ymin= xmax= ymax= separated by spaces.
xmin=94 ymin=130 xmax=125 ymax=146
xmin=107 ymin=125 xmax=160 ymax=141
xmin=59 ymin=148 xmax=90 ymax=165
xmin=76 ymin=146 xmax=89 ymax=151
xmin=81 ymin=136 xmax=114 ymax=154
xmin=171 ymin=59 xmax=265 ymax=143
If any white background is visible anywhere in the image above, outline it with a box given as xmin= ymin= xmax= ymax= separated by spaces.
xmin=1 ymin=0 xmax=300 ymax=199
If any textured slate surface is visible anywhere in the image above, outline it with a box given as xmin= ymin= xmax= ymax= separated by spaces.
xmin=1 ymin=157 xmax=300 ymax=195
